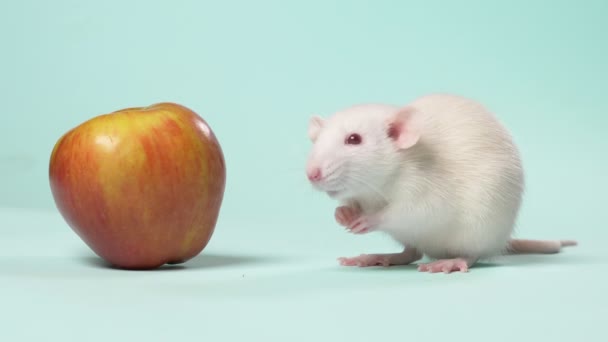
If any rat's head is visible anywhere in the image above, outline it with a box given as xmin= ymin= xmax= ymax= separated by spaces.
xmin=305 ymin=104 xmax=420 ymax=200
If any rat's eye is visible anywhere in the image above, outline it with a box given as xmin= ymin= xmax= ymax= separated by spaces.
xmin=345 ymin=133 xmax=362 ymax=145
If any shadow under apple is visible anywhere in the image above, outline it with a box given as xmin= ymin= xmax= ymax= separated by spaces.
xmin=81 ymin=252 xmax=278 ymax=271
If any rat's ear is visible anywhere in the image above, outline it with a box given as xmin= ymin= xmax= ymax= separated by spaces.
xmin=387 ymin=107 xmax=419 ymax=150
xmin=308 ymin=115 xmax=325 ymax=142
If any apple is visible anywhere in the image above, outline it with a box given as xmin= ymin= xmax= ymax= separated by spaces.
xmin=49 ymin=102 xmax=226 ymax=270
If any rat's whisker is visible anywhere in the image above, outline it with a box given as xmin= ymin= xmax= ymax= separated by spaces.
xmin=322 ymin=160 xmax=345 ymax=182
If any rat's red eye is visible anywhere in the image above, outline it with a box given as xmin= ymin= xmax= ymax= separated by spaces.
xmin=345 ymin=133 xmax=362 ymax=145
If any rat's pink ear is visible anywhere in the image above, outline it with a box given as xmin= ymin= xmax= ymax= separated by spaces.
xmin=308 ymin=115 xmax=325 ymax=142
xmin=387 ymin=107 xmax=419 ymax=150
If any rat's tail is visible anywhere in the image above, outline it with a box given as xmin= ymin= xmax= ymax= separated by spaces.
xmin=506 ymin=239 xmax=577 ymax=254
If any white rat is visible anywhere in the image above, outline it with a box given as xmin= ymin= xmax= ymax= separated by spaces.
xmin=305 ymin=93 xmax=576 ymax=273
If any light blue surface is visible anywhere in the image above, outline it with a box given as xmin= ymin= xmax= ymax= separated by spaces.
xmin=1 ymin=1 xmax=607 ymax=341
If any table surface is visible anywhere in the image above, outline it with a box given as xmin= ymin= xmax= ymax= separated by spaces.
xmin=1 ymin=207 xmax=605 ymax=342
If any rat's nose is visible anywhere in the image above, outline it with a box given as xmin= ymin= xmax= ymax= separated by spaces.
xmin=307 ymin=167 xmax=322 ymax=182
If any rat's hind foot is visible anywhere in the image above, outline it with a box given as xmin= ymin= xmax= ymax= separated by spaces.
xmin=338 ymin=248 xmax=422 ymax=267
xmin=338 ymin=254 xmax=389 ymax=267
xmin=417 ymin=257 xmax=476 ymax=274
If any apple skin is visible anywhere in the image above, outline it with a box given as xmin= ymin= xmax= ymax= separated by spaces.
xmin=49 ymin=103 xmax=226 ymax=270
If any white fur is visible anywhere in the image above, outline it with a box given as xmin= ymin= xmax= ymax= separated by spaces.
xmin=306 ymin=94 xmax=525 ymax=261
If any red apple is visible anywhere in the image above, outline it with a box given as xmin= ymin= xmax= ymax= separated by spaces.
xmin=49 ymin=103 xmax=226 ymax=270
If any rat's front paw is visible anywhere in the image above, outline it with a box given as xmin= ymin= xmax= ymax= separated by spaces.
xmin=334 ymin=206 xmax=361 ymax=227
xmin=346 ymin=215 xmax=378 ymax=234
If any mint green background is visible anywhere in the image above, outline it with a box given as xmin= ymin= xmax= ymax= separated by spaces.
xmin=1 ymin=1 xmax=606 ymax=341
